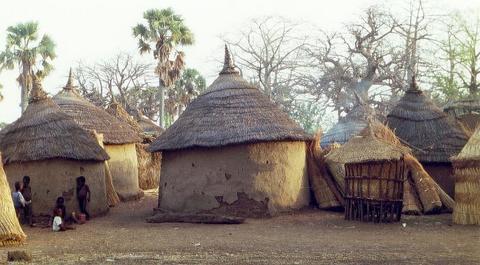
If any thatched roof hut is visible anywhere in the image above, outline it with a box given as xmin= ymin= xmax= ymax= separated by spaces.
xmin=444 ymin=97 xmax=480 ymax=133
xmin=149 ymin=46 xmax=312 ymax=217
xmin=325 ymin=122 xmax=454 ymax=215
xmin=451 ymin=126 xmax=480 ymax=225
xmin=386 ymin=79 xmax=468 ymax=197
xmin=53 ymin=71 xmax=143 ymax=201
xmin=106 ymin=102 xmax=161 ymax=190
xmin=131 ymin=109 xmax=164 ymax=138
xmin=0 ymin=77 xmax=109 ymax=216
xmin=0 ymin=154 xmax=26 ymax=246
xmin=320 ymin=104 xmax=371 ymax=148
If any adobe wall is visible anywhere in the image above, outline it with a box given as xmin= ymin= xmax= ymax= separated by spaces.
xmin=158 ymin=141 xmax=310 ymax=217
xmin=105 ymin=143 xmax=143 ymax=201
xmin=5 ymin=159 xmax=108 ymax=217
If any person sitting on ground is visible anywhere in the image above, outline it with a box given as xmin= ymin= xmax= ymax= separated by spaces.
xmin=52 ymin=196 xmax=79 ymax=224
xmin=21 ymin=176 xmax=34 ymax=226
xmin=12 ymin=181 xmax=30 ymax=220
xmin=52 ymin=208 xmax=74 ymax=232
xmin=76 ymin=176 xmax=91 ymax=220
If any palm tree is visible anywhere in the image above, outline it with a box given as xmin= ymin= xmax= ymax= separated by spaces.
xmin=166 ymin=68 xmax=205 ymax=122
xmin=0 ymin=22 xmax=55 ymax=112
xmin=133 ymin=8 xmax=194 ymax=128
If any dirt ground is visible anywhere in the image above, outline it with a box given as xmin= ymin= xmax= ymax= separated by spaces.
xmin=1 ymin=190 xmax=479 ymax=265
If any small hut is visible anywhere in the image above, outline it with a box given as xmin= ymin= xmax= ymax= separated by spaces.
xmin=386 ymin=79 xmax=468 ymax=197
xmin=320 ymin=104 xmax=371 ymax=148
xmin=149 ymin=46 xmax=312 ymax=217
xmin=0 ymin=77 xmax=110 ymax=216
xmin=444 ymin=97 xmax=480 ymax=134
xmin=451 ymin=126 xmax=480 ymax=225
xmin=133 ymin=110 xmax=164 ymax=138
xmin=0 ymin=154 xmax=26 ymax=246
xmin=106 ymin=102 xmax=161 ymax=190
xmin=324 ymin=121 xmax=454 ymax=215
xmin=53 ymin=71 xmax=143 ymax=201
xmin=326 ymin=125 xmax=409 ymax=222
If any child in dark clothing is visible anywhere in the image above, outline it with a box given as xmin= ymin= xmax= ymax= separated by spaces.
xmin=76 ymin=176 xmax=91 ymax=220
xmin=21 ymin=176 xmax=34 ymax=226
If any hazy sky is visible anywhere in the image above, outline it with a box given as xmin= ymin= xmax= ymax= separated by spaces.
xmin=0 ymin=0 xmax=478 ymax=123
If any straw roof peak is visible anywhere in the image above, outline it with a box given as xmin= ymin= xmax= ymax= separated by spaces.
xmin=220 ymin=44 xmax=239 ymax=75
xmin=407 ymin=75 xmax=420 ymax=93
xmin=29 ymin=75 xmax=48 ymax=103
xmin=62 ymin=68 xmax=78 ymax=93
xmin=149 ymin=47 xmax=311 ymax=152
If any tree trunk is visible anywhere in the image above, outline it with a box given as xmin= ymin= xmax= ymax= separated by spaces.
xmin=158 ymin=77 xmax=165 ymax=128
xmin=20 ymin=85 xmax=28 ymax=113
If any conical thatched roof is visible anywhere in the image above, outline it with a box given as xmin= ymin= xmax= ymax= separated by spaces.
xmin=325 ymin=122 xmax=409 ymax=164
xmin=444 ymin=97 xmax=480 ymax=114
xmin=149 ymin=46 xmax=311 ymax=152
xmin=0 ymin=77 xmax=109 ymax=164
xmin=137 ymin=115 xmax=164 ymax=136
xmin=0 ymin=154 xmax=26 ymax=246
xmin=53 ymin=70 xmax=141 ymax=145
xmin=386 ymin=79 xmax=468 ymax=163
xmin=106 ymin=102 xmax=142 ymax=134
xmin=320 ymin=104 xmax=372 ymax=147
xmin=452 ymin=125 xmax=480 ymax=164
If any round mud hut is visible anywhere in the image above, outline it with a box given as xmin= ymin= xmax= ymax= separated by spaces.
xmin=444 ymin=97 xmax=480 ymax=134
xmin=386 ymin=79 xmax=468 ymax=197
xmin=0 ymin=154 xmax=26 ymax=246
xmin=0 ymin=78 xmax=110 ymax=217
xmin=53 ymin=71 xmax=143 ymax=201
xmin=320 ymin=104 xmax=371 ymax=148
xmin=149 ymin=46 xmax=312 ymax=217
xmin=106 ymin=102 xmax=161 ymax=190
xmin=451 ymin=126 xmax=480 ymax=225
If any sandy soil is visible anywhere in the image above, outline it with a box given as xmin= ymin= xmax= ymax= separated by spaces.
xmin=1 ymin=190 xmax=479 ymax=265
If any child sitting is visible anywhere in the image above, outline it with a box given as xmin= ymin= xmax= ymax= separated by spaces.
xmin=52 ymin=208 xmax=74 ymax=232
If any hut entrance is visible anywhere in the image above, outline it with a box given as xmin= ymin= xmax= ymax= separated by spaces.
xmin=344 ymin=160 xmax=405 ymax=223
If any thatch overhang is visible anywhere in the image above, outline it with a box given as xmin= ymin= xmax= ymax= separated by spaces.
xmin=386 ymin=79 xmax=468 ymax=163
xmin=149 ymin=46 xmax=311 ymax=152
xmin=451 ymin=125 xmax=480 ymax=168
xmin=0 ymin=77 xmax=109 ymax=164
xmin=53 ymin=70 xmax=141 ymax=145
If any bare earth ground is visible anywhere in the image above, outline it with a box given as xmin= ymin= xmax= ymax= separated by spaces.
xmin=1 ymin=190 xmax=479 ymax=265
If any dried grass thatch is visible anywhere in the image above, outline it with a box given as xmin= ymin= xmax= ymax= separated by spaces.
xmin=92 ymin=132 xmax=120 ymax=207
xmin=149 ymin=46 xmax=311 ymax=152
xmin=451 ymin=125 xmax=480 ymax=225
xmin=325 ymin=121 xmax=453 ymax=214
xmin=136 ymin=144 xmax=161 ymax=190
xmin=307 ymin=130 xmax=343 ymax=209
xmin=387 ymin=79 xmax=468 ymax=163
xmin=106 ymin=102 xmax=142 ymax=134
xmin=53 ymin=71 xmax=141 ymax=145
xmin=0 ymin=78 xmax=109 ymax=164
xmin=0 ymin=154 xmax=26 ymax=247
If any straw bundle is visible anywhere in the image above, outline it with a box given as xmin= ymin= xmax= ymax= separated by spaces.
xmin=0 ymin=154 xmax=26 ymax=246
xmin=307 ymin=131 xmax=342 ymax=209
xmin=149 ymin=45 xmax=311 ymax=153
xmin=136 ymin=143 xmax=161 ymax=190
xmin=92 ymin=132 xmax=120 ymax=207
xmin=402 ymin=177 xmax=423 ymax=215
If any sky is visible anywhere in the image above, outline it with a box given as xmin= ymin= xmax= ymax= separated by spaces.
xmin=0 ymin=0 xmax=479 ymax=124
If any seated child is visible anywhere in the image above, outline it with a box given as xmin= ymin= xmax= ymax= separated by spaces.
xmin=53 ymin=197 xmax=78 ymax=224
xmin=52 ymin=208 xmax=74 ymax=232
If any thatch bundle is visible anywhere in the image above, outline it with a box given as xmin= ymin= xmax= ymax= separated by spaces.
xmin=0 ymin=154 xmax=26 ymax=247
xmin=92 ymin=132 xmax=120 ymax=207
xmin=387 ymin=79 xmax=468 ymax=164
xmin=307 ymin=131 xmax=343 ymax=209
xmin=53 ymin=71 xmax=141 ymax=145
xmin=451 ymin=125 xmax=480 ymax=225
xmin=325 ymin=121 xmax=453 ymax=214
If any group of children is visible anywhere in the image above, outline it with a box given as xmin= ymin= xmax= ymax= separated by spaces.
xmin=12 ymin=175 xmax=92 ymax=232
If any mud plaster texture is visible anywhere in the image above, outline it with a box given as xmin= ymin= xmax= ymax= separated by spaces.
xmin=423 ymin=163 xmax=455 ymax=198
xmin=158 ymin=141 xmax=310 ymax=217
xmin=104 ymin=143 xmax=143 ymax=201
xmin=4 ymin=159 xmax=108 ymax=217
